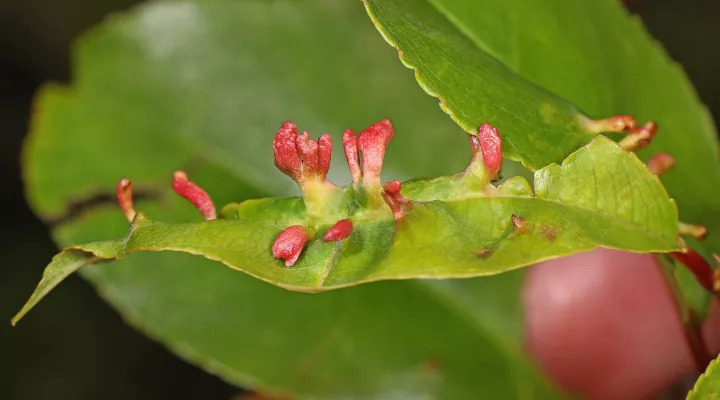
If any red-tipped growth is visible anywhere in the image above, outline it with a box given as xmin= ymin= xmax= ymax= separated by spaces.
xmin=381 ymin=180 xmax=412 ymax=220
xmin=679 ymin=222 xmax=708 ymax=241
xmin=476 ymin=123 xmax=502 ymax=178
xmin=619 ymin=121 xmax=657 ymax=151
xmin=323 ymin=219 xmax=353 ymax=242
xmin=272 ymin=225 xmax=309 ymax=267
xmin=670 ymin=249 xmax=714 ymax=292
xmin=647 ymin=153 xmax=675 ymax=175
xmin=116 ymin=178 xmax=136 ymax=222
xmin=586 ymin=115 xmax=637 ymax=133
xmin=172 ymin=171 xmax=217 ymax=220
xmin=342 ymin=129 xmax=361 ymax=183
xmin=272 ymin=121 xmax=332 ymax=184
xmin=343 ymin=120 xmax=395 ymax=187
xmin=605 ymin=115 xmax=637 ymax=132
xmin=273 ymin=121 xmax=303 ymax=181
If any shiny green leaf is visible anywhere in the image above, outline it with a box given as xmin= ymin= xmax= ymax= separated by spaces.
xmin=15 ymin=135 xmax=680 ymax=323
xmin=363 ymin=0 xmax=720 ymax=317
xmin=19 ymin=0 xmax=563 ymax=398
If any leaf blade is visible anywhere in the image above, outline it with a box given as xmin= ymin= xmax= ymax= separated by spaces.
xmin=15 ymin=136 xmax=679 ymax=318
xmin=363 ymin=0 xmax=597 ymax=170
xmin=11 ymin=241 xmax=119 ymax=326
xmin=688 ymin=354 xmax=720 ymax=400
xmin=21 ymin=1 xmax=561 ymax=397
xmin=363 ymin=0 xmax=720 ymax=317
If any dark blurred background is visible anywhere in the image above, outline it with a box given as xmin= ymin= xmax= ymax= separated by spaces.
xmin=1 ymin=0 xmax=718 ymax=399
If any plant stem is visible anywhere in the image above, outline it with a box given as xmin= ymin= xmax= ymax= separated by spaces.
xmin=655 ymin=255 xmax=713 ymax=372
xmin=682 ymin=311 xmax=714 ymax=372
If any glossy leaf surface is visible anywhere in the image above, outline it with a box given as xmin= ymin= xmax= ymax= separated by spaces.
xmin=18 ymin=0 xmax=710 ymax=398
xmin=15 ymin=135 xmax=680 ymax=323
xmin=20 ymin=1 xmax=563 ymax=398
xmin=364 ymin=0 xmax=720 ymax=316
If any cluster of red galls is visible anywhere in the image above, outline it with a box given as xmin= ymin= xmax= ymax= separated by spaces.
xmin=113 ymin=117 xmax=720 ymax=301
xmin=268 ymin=119 xmax=502 ymax=266
xmin=115 ymin=119 xmax=503 ymax=268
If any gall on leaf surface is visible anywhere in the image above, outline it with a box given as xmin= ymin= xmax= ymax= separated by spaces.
xmin=13 ymin=120 xmax=681 ymax=325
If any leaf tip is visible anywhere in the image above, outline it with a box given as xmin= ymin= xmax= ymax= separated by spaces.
xmin=10 ymin=301 xmax=33 ymax=326
xmin=10 ymin=313 xmax=23 ymax=327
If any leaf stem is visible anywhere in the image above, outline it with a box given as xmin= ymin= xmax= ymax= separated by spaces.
xmin=655 ymin=255 xmax=713 ymax=372
xmin=682 ymin=311 xmax=714 ymax=372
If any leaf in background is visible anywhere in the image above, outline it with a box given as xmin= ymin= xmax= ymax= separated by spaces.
xmin=20 ymin=0 xmax=563 ymax=398
xmin=14 ymin=134 xmax=681 ymax=322
xmin=362 ymin=0 xmax=651 ymax=171
xmin=688 ymin=353 xmax=720 ymax=399
xmin=363 ymin=0 xmax=720 ymax=317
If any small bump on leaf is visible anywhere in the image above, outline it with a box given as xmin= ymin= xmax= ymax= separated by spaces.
xmin=511 ymin=214 xmax=526 ymax=234
xmin=539 ymin=226 xmax=558 ymax=242
xmin=322 ymin=219 xmax=354 ymax=242
xmin=272 ymin=225 xmax=310 ymax=267
xmin=381 ymin=180 xmax=412 ymax=220
xmin=476 ymin=248 xmax=493 ymax=259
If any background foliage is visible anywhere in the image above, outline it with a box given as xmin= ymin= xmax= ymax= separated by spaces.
xmin=2 ymin=0 xmax=720 ymax=399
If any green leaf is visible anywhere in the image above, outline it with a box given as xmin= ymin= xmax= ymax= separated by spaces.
xmin=15 ymin=135 xmax=679 ymax=322
xmin=19 ymin=0 xmax=563 ymax=398
xmin=10 ymin=243 xmax=116 ymax=326
xmin=688 ymin=354 xmax=720 ymax=399
xmin=363 ymin=0 xmax=627 ymax=171
xmin=363 ymin=0 xmax=720 ymax=317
